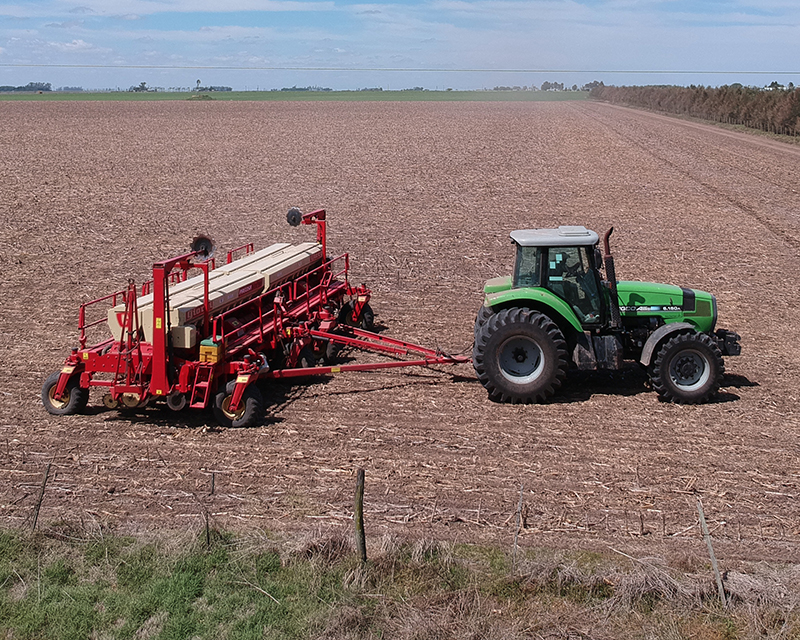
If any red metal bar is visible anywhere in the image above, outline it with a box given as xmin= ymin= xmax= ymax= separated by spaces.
xmin=223 ymin=280 xmax=349 ymax=357
xmin=309 ymin=327 xmax=445 ymax=358
xmin=78 ymin=289 xmax=126 ymax=349
xmin=141 ymin=270 xmax=189 ymax=297
xmin=211 ymin=253 xmax=350 ymax=353
xmin=150 ymin=249 xmax=211 ymax=398
xmin=264 ymin=355 xmax=469 ymax=379
xmin=110 ymin=280 xmax=147 ymax=399
xmin=299 ymin=209 xmax=327 ymax=261
xmin=226 ymin=242 xmax=254 ymax=264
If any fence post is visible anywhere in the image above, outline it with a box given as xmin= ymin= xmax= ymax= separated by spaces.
xmin=355 ymin=469 xmax=367 ymax=563
xmin=32 ymin=463 xmax=51 ymax=531
xmin=697 ymin=498 xmax=727 ymax=608
xmin=513 ymin=484 xmax=524 ymax=573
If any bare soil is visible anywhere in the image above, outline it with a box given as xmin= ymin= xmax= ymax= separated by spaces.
xmin=1 ymin=100 xmax=799 ymax=565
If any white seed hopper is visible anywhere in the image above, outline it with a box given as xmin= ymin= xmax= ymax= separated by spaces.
xmin=107 ymin=241 xmax=323 ymax=347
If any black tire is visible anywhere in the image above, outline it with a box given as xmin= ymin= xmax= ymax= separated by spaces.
xmin=323 ymin=338 xmax=343 ymax=364
xmin=311 ymin=335 xmax=343 ymax=365
xmin=298 ymin=346 xmax=317 ymax=369
xmin=42 ymin=371 xmax=89 ymax=416
xmin=338 ymin=302 xmax=374 ymax=330
xmin=473 ymin=308 xmax=569 ymax=403
xmin=473 ymin=305 xmax=495 ymax=342
xmin=213 ymin=380 xmax=264 ymax=428
xmin=650 ymin=332 xmax=724 ymax=404
xmin=359 ymin=304 xmax=375 ymax=330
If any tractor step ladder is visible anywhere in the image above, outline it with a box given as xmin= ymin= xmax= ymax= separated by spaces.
xmin=190 ymin=364 xmax=215 ymax=409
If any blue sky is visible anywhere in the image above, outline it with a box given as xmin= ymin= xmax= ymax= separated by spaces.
xmin=1 ymin=0 xmax=798 ymax=90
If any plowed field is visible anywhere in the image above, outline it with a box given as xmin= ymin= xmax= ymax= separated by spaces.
xmin=1 ymin=100 xmax=799 ymax=563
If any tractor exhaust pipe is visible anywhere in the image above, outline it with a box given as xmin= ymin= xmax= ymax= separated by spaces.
xmin=603 ymin=227 xmax=622 ymax=329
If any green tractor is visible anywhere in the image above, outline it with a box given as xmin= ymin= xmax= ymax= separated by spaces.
xmin=473 ymin=226 xmax=741 ymax=404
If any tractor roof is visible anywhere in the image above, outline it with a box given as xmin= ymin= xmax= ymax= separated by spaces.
xmin=510 ymin=226 xmax=599 ymax=247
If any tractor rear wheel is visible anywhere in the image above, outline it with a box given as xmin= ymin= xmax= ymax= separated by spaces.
xmin=473 ymin=308 xmax=568 ymax=403
xmin=42 ymin=371 xmax=89 ymax=416
xmin=650 ymin=332 xmax=724 ymax=404
xmin=213 ymin=381 xmax=264 ymax=428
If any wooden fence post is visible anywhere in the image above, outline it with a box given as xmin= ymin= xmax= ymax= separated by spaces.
xmin=355 ymin=469 xmax=367 ymax=563
xmin=697 ymin=498 xmax=727 ymax=608
xmin=32 ymin=463 xmax=51 ymax=531
xmin=513 ymin=484 xmax=524 ymax=573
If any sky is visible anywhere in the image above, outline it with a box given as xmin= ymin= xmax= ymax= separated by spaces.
xmin=0 ymin=0 xmax=798 ymax=91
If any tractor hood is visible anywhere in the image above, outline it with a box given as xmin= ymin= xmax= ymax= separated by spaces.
xmin=616 ymin=281 xmax=717 ymax=332
xmin=617 ymin=281 xmax=685 ymax=311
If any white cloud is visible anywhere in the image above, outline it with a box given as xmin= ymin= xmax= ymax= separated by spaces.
xmin=55 ymin=0 xmax=335 ymax=16
xmin=49 ymin=38 xmax=105 ymax=52
xmin=45 ymin=20 xmax=84 ymax=28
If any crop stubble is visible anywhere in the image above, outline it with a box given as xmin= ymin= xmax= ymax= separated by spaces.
xmin=1 ymin=100 xmax=798 ymax=562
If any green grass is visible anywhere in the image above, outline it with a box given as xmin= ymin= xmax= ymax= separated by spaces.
xmin=0 ymin=526 xmax=794 ymax=639
xmin=0 ymin=89 xmax=590 ymax=102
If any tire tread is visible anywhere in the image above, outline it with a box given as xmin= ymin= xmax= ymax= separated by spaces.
xmin=473 ymin=308 xmax=568 ymax=404
xmin=650 ymin=332 xmax=724 ymax=404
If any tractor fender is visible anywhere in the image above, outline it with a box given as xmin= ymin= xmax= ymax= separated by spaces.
xmin=486 ymin=289 xmax=584 ymax=334
xmin=640 ymin=322 xmax=695 ymax=367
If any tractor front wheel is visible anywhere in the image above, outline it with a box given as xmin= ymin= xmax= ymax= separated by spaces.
xmin=650 ymin=332 xmax=724 ymax=404
xmin=41 ymin=371 xmax=89 ymax=416
xmin=213 ymin=381 xmax=264 ymax=428
xmin=473 ymin=308 xmax=569 ymax=403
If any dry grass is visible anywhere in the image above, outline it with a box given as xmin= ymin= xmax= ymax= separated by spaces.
xmin=3 ymin=523 xmax=800 ymax=639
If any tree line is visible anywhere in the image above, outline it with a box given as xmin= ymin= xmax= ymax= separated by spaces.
xmin=590 ymin=83 xmax=800 ymax=136
xmin=0 ymin=82 xmax=52 ymax=92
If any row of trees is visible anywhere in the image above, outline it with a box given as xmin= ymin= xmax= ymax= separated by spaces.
xmin=0 ymin=82 xmax=51 ymax=92
xmin=128 ymin=82 xmax=232 ymax=92
xmin=492 ymin=81 xmax=604 ymax=92
xmin=591 ymin=84 xmax=800 ymax=136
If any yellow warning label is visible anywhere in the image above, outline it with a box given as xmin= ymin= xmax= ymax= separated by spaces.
xmin=156 ymin=318 xmax=162 ymax=329
xmin=236 ymin=375 xmax=249 ymax=384
xmin=82 ymin=353 xmax=89 ymax=360
xmin=61 ymin=365 xmax=75 ymax=373
xmin=156 ymin=389 xmax=163 ymax=395
xmin=331 ymin=367 xmax=341 ymax=373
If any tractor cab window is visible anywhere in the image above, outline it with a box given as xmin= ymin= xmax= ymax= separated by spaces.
xmin=513 ymin=245 xmax=542 ymax=288
xmin=546 ymin=246 xmax=602 ymax=324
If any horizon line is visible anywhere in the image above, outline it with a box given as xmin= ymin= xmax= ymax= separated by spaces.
xmin=1 ymin=63 xmax=797 ymax=75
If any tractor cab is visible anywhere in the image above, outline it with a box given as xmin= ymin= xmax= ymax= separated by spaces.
xmin=511 ymin=226 xmax=604 ymax=326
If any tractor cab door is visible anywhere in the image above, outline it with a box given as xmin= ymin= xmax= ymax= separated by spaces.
xmin=544 ymin=246 xmax=603 ymax=325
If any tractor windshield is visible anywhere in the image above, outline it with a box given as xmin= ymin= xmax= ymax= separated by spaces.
xmin=513 ymin=245 xmax=541 ymax=288
xmin=545 ymin=246 xmax=602 ymax=324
